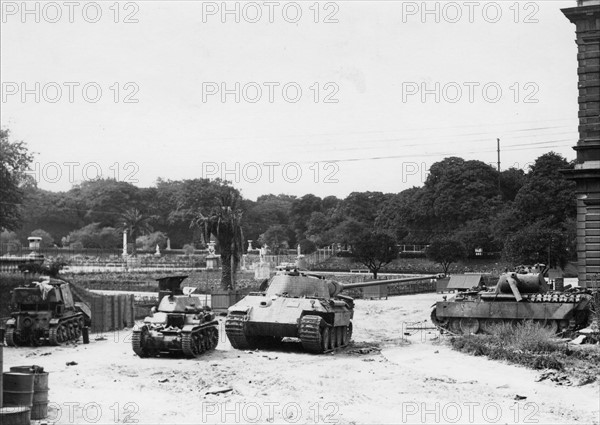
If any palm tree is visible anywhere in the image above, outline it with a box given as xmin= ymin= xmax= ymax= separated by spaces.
xmin=192 ymin=190 xmax=244 ymax=291
xmin=119 ymin=208 xmax=153 ymax=256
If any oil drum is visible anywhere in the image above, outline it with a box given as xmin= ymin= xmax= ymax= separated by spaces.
xmin=2 ymin=372 xmax=34 ymax=409
xmin=0 ymin=407 xmax=31 ymax=425
xmin=10 ymin=366 xmax=49 ymax=420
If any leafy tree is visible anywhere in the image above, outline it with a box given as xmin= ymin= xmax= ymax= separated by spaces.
xmin=425 ymin=238 xmax=467 ymax=275
xmin=340 ymin=191 xmax=390 ymax=225
xmin=67 ymin=223 xmax=120 ymax=248
xmin=333 ymin=219 xmax=369 ymax=248
xmin=242 ymin=194 xmax=295 ymax=244
xmin=513 ymin=153 xmax=575 ymax=226
xmin=118 ymin=208 xmax=154 ymax=256
xmin=155 ymin=178 xmax=233 ymax=247
xmin=258 ymin=225 xmax=290 ymax=255
xmin=403 ymin=158 xmax=502 ymax=242
xmin=298 ymin=238 xmax=317 ymax=255
xmin=30 ymin=229 xmax=54 ymax=247
xmin=1 ymin=230 xmax=21 ymax=253
xmin=0 ymin=129 xmax=35 ymax=231
xmin=503 ymin=221 xmax=571 ymax=269
xmin=136 ymin=231 xmax=167 ymax=251
xmin=289 ymin=194 xmax=322 ymax=242
xmin=499 ymin=167 xmax=526 ymax=202
xmin=453 ymin=219 xmax=501 ymax=257
xmin=351 ymin=231 xmax=398 ymax=279
xmin=193 ymin=190 xmax=244 ymax=290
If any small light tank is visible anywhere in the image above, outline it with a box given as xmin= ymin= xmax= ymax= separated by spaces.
xmin=431 ymin=265 xmax=594 ymax=335
xmin=4 ymin=277 xmax=91 ymax=346
xmin=132 ymin=276 xmax=218 ymax=358
xmin=225 ymin=270 xmax=439 ymax=353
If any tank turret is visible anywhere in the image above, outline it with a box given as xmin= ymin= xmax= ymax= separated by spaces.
xmin=225 ymin=271 xmax=439 ymax=354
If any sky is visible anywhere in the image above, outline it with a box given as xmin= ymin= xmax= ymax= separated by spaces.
xmin=1 ymin=0 xmax=581 ymax=200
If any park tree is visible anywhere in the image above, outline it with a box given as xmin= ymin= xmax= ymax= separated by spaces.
xmin=425 ymin=238 xmax=467 ymax=275
xmin=67 ymin=223 xmax=120 ymax=249
xmin=193 ymin=190 xmax=244 ymax=291
xmin=0 ymin=129 xmax=35 ymax=231
xmin=119 ymin=208 xmax=154 ymax=256
xmin=513 ymin=152 xmax=575 ymax=226
xmin=289 ymin=194 xmax=322 ymax=242
xmin=351 ymin=231 xmax=398 ymax=279
xmin=258 ymin=224 xmax=290 ymax=255
xmin=503 ymin=220 xmax=572 ymax=269
xmin=136 ymin=231 xmax=168 ymax=251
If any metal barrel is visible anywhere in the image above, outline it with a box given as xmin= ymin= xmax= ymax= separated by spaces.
xmin=0 ymin=343 xmax=3 ymax=408
xmin=2 ymin=372 xmax=34 ymax=409
xmin=0 ymin=407 xmax=31 ymax=425
xmin=10 ymin=366 xmax=49 ymax=420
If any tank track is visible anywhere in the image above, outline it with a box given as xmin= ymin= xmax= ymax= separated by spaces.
xmin=225 ymin=313 xmax=252 ymax=349
xmin=132 ymin=326 xmax=149 ymax=358
xmin=48 ymin=314 xmax=85 ymax=346
xmin=299 ymin=315 xmax=351 ymax=354
xmin=431 ymin=307 xmax=579 ymax=336
xmin=181 ymin=324 xmax=219 ymax=358
xmin=5 ymin=327 xmax=17 ymax=347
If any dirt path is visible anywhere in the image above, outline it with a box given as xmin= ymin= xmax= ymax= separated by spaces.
xmin=3 ymin=293 xmax=599 ymax=424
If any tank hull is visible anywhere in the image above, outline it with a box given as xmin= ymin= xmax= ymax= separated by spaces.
xmin=132 ymin=295 xmax=219 ymax=358
xmin=432 ymin=293 xmax=591 ymax=335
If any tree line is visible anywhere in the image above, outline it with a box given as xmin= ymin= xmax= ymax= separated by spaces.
xmin=1 ymin=128 xmax=576 ymax=273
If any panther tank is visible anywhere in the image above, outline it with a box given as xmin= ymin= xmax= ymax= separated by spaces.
xmin=5 ymin=277 xmax=91 ymax=346
xmin=431 ymin=266 xmax=594 ymax=335
xmin=132 ymin=276 xmax=218 ymax=358
xmin=225 ymin=271 xmax=439 ymax=353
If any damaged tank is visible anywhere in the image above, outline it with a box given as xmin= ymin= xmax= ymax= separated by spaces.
xmin=132 ymin=276 xmax=218 ymax=358
xmin=4 ymin=277 xmax=92 ymax=346
xmin=225 ymin=271 xmax=439 ymax=353
xmin=430 ymin=265 xmax=594 ymax=335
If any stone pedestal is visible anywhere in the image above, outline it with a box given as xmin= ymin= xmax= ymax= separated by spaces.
xmin=562 ymin=2 xmax=600 ymax=288
xmin=206 ymin=255 xmax=219 ymax=270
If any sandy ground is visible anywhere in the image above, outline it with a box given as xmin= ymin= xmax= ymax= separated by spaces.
xmin=3 ymin=293 xmax=599 ymax=425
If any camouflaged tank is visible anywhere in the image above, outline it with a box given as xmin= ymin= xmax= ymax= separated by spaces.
xmin=431 ymin=267 xmax=594 ymax=335
xmin=132 ymin=276 xmax=218 ymax=358
xmin=225 ymin=271 xmax=439 ymax=353
xmin=5 ymin=278 xmax=91 ymax=346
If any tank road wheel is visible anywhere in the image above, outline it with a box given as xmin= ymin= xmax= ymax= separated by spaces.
xmin=346 ymin=322 xmax=353 ymax=343
xmin=49 ymin=324 xmax=68 ymax=345
xmin=208 ymin=327 xmax=219 ymax=351
xmin=321 ymin=327 xmax=331 ymax=352
xmin=299 ymin=315 xmax=327 ymax=354
xmin=448 ymin=319 xmax=462 ymax=335
xmin=5 ymin=327 xmax=17 ymax=347
xmin=132 ymin=326 xmax=150 ymax=358
xmin=459 ymin=318 xmax=480 ymax=335
xmin=340 ymin=325 xmax=349 ymax=346
xmin=334 ymin=327 xmax=344 ymax=348
xmin=182 ymin=332 xmax=200 ymax=358
xmin=480 ymin=319 xmax=503 ymax=334
xmin=430 ymin=308 xmax=449 ymax=331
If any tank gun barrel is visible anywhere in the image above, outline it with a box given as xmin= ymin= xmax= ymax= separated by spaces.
xmin=329 ymin=275 xmax=440 ymax=297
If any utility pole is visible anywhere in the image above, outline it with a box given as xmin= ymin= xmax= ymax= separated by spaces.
xmin=497 ymin=138 xmax=501 ymax=193
xmin=497 ymin=138 xmax=501 ymax=172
